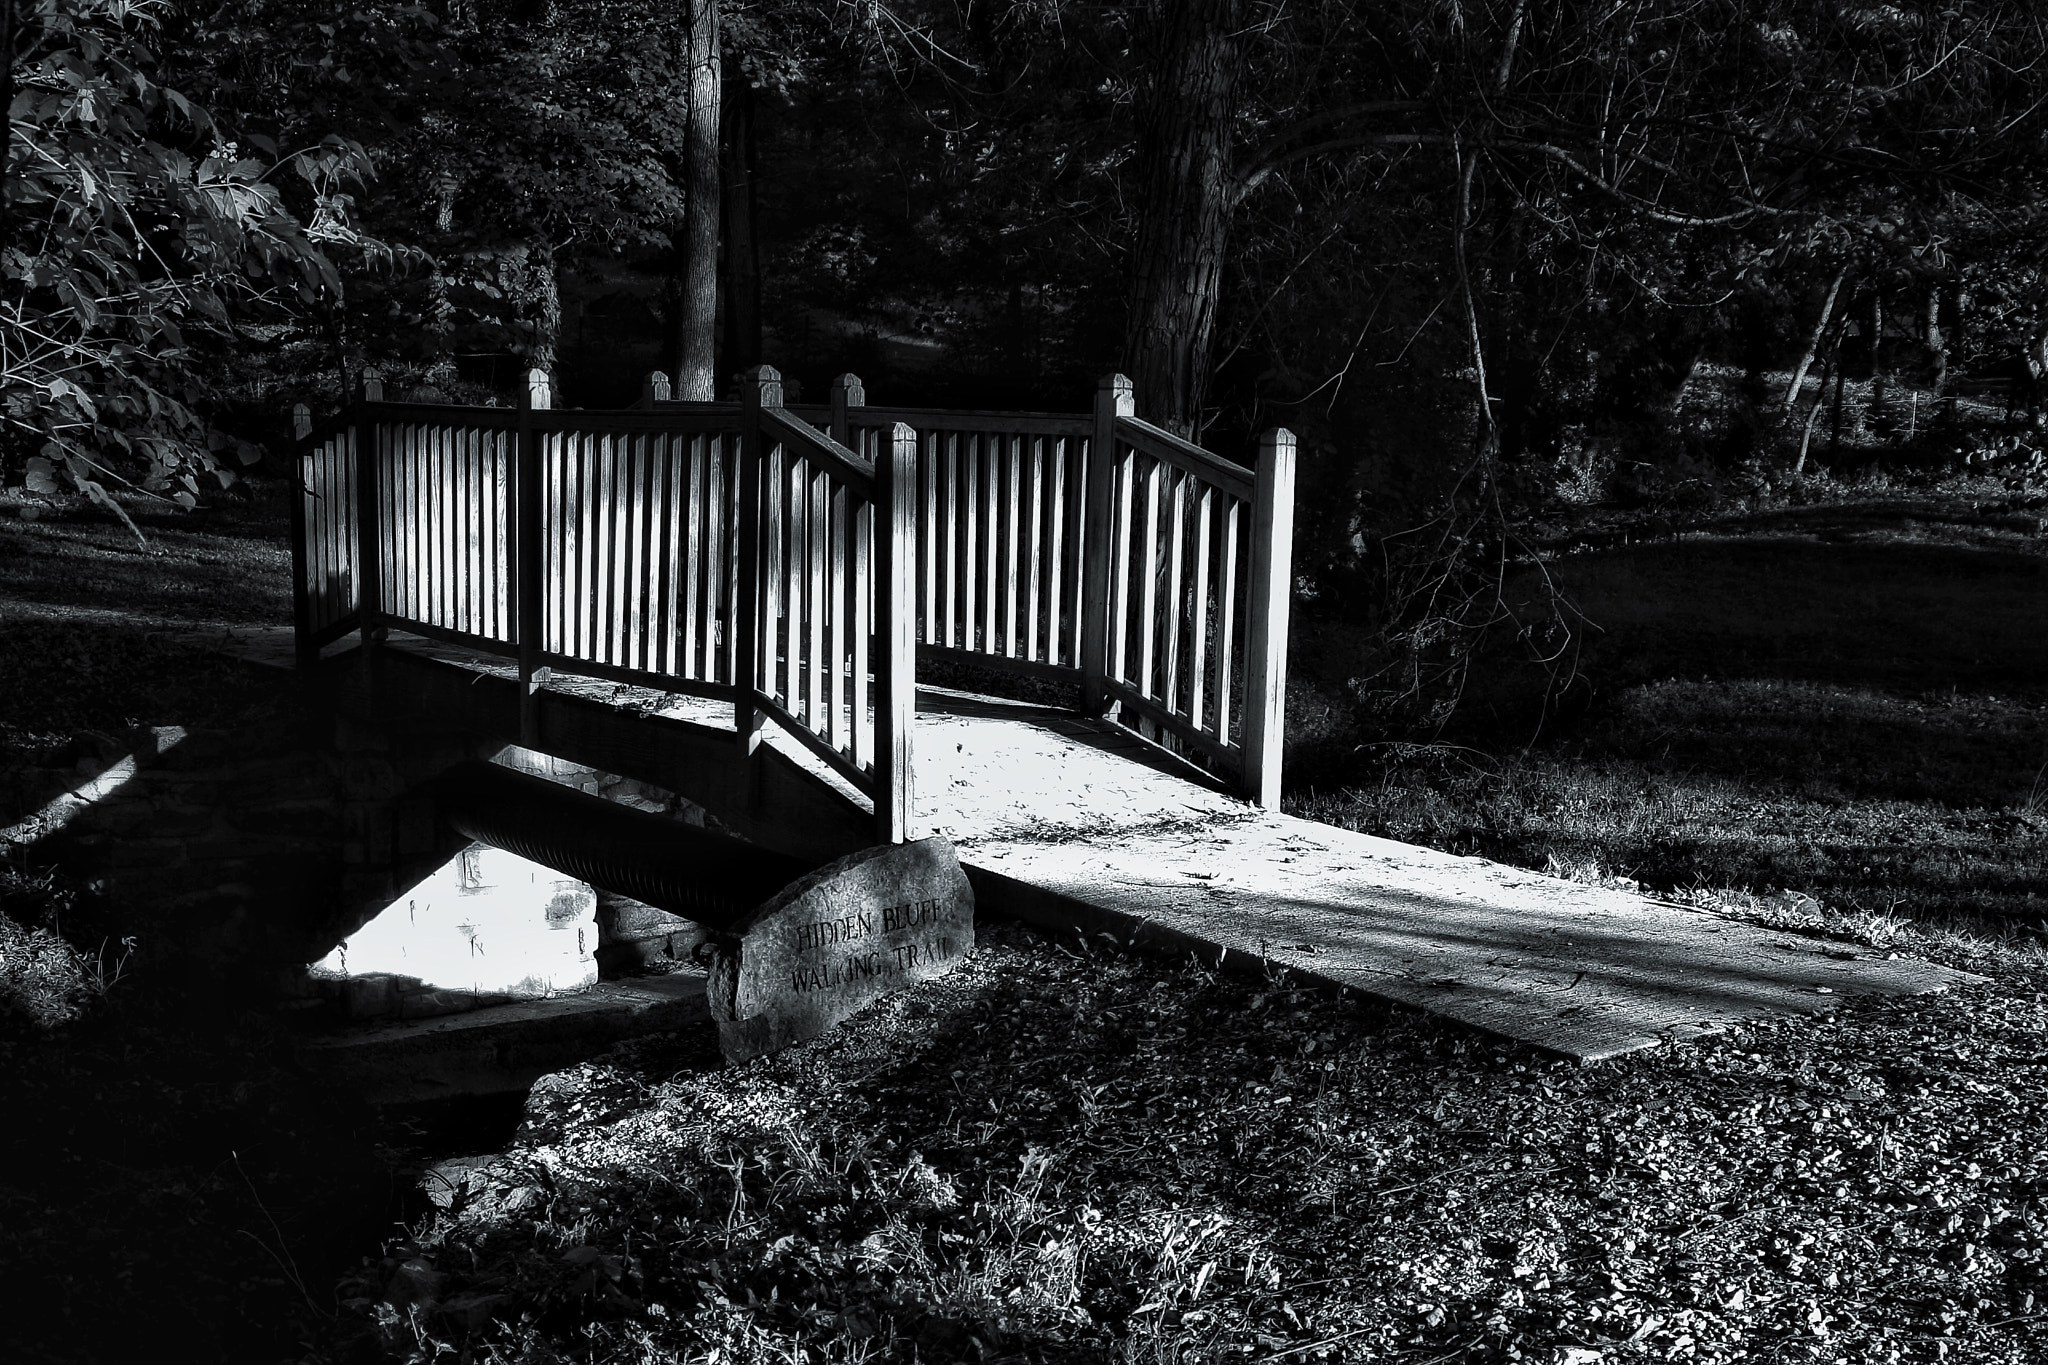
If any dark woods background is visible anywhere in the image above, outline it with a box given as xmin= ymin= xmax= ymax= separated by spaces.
xmin=9 ymin=0 xmax=2048 ymax=733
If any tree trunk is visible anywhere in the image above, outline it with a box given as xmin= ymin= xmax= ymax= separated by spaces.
xmin=1123 ymin=0 xmax=1243 ymax=438
xmin=719 ymin=69 xmax=761 ymax=381
xmin=671 ymin=0 xmax=720 ymax=401
xmin=1784 ymin=266 xmax=1847 ymax=410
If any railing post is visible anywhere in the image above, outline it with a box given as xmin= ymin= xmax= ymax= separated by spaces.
xmin=519 ymin=363 xmax=553 ymax=744
xmin=735 ymin=366 xmax=780 ymax=785
xmin=1081 ymin=372 xmax=1133 ymax=716
xmin=830 ymin=372 xmax=864 ymax=450
xmin=354 ymin=376 xmax=385 ymax=693
xmin=290 ymin=404 xmax=316 ymax=672
xmin=641 ymin=371 xmax=671 ymax=408
xmin=1241 ymin=427 xmax=1296 ymax=809
xmin=874 ymin=420 xmax=918 ymax=843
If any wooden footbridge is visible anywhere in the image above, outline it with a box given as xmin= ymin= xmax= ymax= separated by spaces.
xmin=292 ymin=366 xmax=1296 ymax=845
xmin=289 ymin=367 xmax=1977 ymax=1063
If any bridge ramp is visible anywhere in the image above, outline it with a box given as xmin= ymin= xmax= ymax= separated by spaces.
xmin=919 ymin=693 xmax=1980 ymax=1062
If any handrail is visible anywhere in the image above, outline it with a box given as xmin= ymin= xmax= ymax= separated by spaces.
xmin=1114 ymin=413 xmax=1256 ymax=502
xmin=758 ymin=405 xmax=875 ymax=490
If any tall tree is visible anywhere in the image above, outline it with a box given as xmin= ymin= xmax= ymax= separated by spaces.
xmin=672 ymin=0 xmax=720 ymax=399
xmin=1122 ymin=0 xmax=1242 ymax=437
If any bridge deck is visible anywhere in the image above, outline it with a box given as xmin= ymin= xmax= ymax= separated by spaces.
xmin=245 ymin=627 xmax=1976 ymax=1062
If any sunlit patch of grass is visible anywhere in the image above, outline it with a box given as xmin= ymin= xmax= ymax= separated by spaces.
xmin=1296 ymin=679 xmax=2048 ymax=937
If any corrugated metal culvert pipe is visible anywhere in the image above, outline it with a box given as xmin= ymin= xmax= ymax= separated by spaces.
xmin=419 ymin=761 xmax=816 ymax=930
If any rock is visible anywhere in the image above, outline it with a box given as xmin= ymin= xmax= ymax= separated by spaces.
xmin=706 ymin=836 xmax=974 ymax=1063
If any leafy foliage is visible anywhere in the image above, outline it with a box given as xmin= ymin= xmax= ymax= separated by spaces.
xmin=3 ymin=0 xmax=364 ymax=528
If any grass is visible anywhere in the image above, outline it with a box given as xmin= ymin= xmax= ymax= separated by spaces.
xmin=321 ymin=919 xmax=2048 ymax=1365
xmin=1295 ymin=680 xmax=2048 ymax=936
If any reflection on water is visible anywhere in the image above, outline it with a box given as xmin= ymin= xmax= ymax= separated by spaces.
xmin=313 ymin=843 xmax=597 ymax=997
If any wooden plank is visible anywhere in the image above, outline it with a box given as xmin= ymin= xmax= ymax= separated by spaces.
xmin=1163 ymin=466 xmax=1187 ymax=714
xmin=515 ymin=396 xmax=543 ymax=745
xmin=979 ymin=434 xmax=999 ymax=655
xmin=763 ymin=444 xmax=785 ymax=703
xmin=1114 ymin=413 xmax=1256 ymax=502
xmin=1241 ymin=429 xmax=1297 ymax=809
xmin=749 ymin=690 xmax=877 ymax=797
xmin=1023 ymin=436 xmax=1044 ymax=663
xmin=941 ymin=434 xmax=959 ymax=650
xmin=782 ymin=454 xmax=804 ymax=714
xmin=829 ymin=482 xmax=849 ymax=755
xmin=759 ymin=406 xmax=874 ymax=489
xmin=1215 ymin=496 xmax=1241 ymax=745
xmin=961 ymin=433 xmax=980 ymax=653
xmin=919 ymin=433 xmax=938 ymax=645
xmin=735 ymin=379 xmax=769 ymax=754
xmin=874 ymin=423 xmax=919 ymax=842
xmin=626 ymin=434 xmax=651 ymax=671
xmin=289 ymin=447 xmax=313 ymax=664
xmin=1137 ymin=453 xmax=1163 ymax=700
xmin=1081 ymin=375 xmax=1132 ymax=709
xmin=806 ymin=466 xmax=828 ymax=734
xmin=1002 ymin=435 xmax=1022 ymax=657
xmin=1189 ymin=483 xmax=1213 ymax=734
xmin=1109 ymin=436 xmax=1135 ymax=685
xmin=597 ymin=432 xmax=619 ymax=666
xmin=457 ymin=427 xmax=474 ymax=636
xmin=541 ymin=433 xmax=561 ymax=654
xmin=658 ymin=435 xmax=681 ymax=674
xmin=852 ymin=494 xmax=873 ymax=770
xmin=683 ymin=435 xmax=705 ymax=679
xmin=716 ymin=435 xmax=737 ymax=687
xmin=1051 ymin=435 xmax=1074 ymax=667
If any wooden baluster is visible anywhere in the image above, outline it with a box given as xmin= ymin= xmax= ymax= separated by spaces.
xmin=1242 ymin=428 xmax=1296 ymax=808
xmin=962 ymin=433 xmax=980 ymax=651
xmin=626 ymin=434 xmax=650 ymax=670
xmin=829 ymin=482 xmax=850 ymax=754
xmin=516 ymin=380 xmax=543 ymax=745
xmin=1163 ymin=469 xmax=1189 ymax=714
xmin=942 ymin=434 xmax=960 ymax=649
xmin=1137 ymin=454 xmax=1163 ymax=701
xmin=683 ymin=435 xmax=705 ymax=679
xmin=1052 ymin=436 xmax=1075 ymax=667
xmin=874 ymin=422 xmax=918 ymax=844
xmin=782 ymin=455 xmax=803 ymax=713
xmin=356 ymin=379 xmax=387 ymax=698
xmin=852 ymin=492 xmax=873 ymax=769
xmin=289 ymin=406 xmax=315 ymax=669
xmin=1024 ymin=436 xmax=1044 ymax=663
xmin=1189 ymin=482 xmax=1214 ymax=734
xmin=1215 ymin=496 xmax=1241 ymax=745
xmin=1002 ymin=435 xmax=1022 ymax=657
xmin=1082 ymin=373 xmax=1133 ymax=713
xmin=736 ymin=367 xmax=779 ymax=775
xmin=831 ymin=373 xmax=864 ymax=448
xmin=919 ymin=433 xmax=938 ymax=645
xmin=807 ymin=467 xmax=828 ymax=733
xmin=657 ymin=435 xmax=679 ymax=674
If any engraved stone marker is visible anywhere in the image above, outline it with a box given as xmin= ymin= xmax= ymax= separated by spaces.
xmin=705 ymin=836 xmax=974 ymax=1062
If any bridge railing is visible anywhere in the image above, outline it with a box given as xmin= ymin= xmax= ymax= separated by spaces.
xmin=775 ymin=373 xmax=1293 ymax=808
xmin=292 ymin=368 xmax=920 ymax=843
xmin=296 ymin=365 xmax=1293 ymax=821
